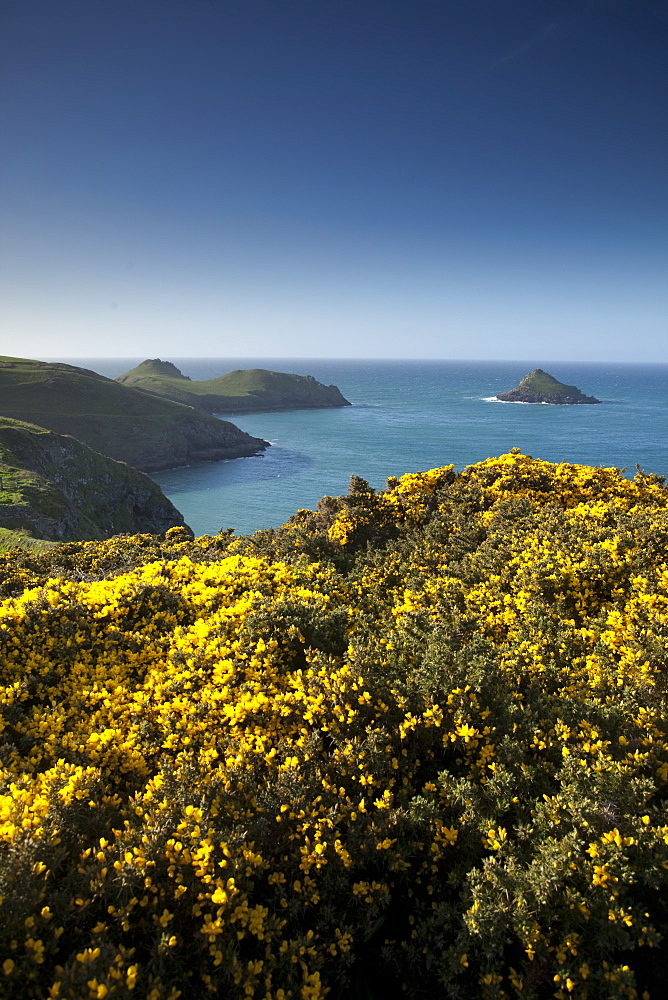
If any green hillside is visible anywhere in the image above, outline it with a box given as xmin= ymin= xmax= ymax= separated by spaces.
xmin=116 ymin=358 xmax=351 ymax=413
xmin=0 ymin=356 xmax=268 ymax=471
xmin=0 ymin=415 xmax=188 ymax=541
xmin=0 ymin=527 xmax=55 ymax=554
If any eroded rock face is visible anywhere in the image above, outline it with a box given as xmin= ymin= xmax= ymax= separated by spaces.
xmin=497 ymin=369 xmax=601 ymax=404
xmin=0 ymin=419 xmax=189 ymax=541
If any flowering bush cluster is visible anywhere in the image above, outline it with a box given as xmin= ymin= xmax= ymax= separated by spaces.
xmin=1 ymin=452 xmax=668 ymax=1000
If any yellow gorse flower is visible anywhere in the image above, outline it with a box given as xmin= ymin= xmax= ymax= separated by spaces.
xmin=0 ymin=453 xmax=667 ymax=998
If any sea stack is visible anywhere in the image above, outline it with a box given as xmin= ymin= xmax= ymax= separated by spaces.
xmin=497 ymin=369 xmax=601 ymax=404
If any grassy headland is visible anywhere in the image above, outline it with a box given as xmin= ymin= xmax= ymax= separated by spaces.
xmin=0 ymin=356 xmax=268 ymax=471
xmin=116 ymin=358 xmax=351 ymax=413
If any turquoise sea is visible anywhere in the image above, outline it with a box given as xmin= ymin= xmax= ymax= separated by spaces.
xmin=66 ymin=359 xmax=668 ymax=537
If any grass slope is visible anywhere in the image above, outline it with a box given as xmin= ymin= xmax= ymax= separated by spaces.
xmin=0 ymin=415 xmax=188 ymax=541
xmin=0 ymin=527 xmax=55 ymax=554
xmin=0 ymin=356 xmax=268 ymax=471
xmin=116 ymin=358 xmax=351 ymax=413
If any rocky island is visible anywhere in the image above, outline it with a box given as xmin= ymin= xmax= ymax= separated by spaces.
xmin=116 ymin=359 xmax=352 ymax=414
xmin=497 ymin=368 xmax=601 ymax=404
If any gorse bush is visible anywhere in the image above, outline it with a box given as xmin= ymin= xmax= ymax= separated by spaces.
xmin=1 ymin=452 xmax=668 ymax=1000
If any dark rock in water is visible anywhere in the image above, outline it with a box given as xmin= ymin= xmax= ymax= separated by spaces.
xmin=497 ymin=369 xmax=601 ymax=404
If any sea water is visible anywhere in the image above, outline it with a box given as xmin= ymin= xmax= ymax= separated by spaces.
xmin=64 ymin=359 xmax=668 ymax=537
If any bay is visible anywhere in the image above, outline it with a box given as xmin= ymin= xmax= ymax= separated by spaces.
xmin=64 ymin=358 xmax=668 ymax=537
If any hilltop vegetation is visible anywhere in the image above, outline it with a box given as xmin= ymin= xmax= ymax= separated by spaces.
xmin=0 ymin=357 xmax=268 ymax=472
xmin=0 ymin=416 xmax=188 ymax=540
xmin=116 ymin=359 xmax=351 ymax=413
xmin=1 ymin=452 xmax=668 ymax=999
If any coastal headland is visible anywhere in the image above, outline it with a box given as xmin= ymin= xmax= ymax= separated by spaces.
xmin=0 ymin=357 xmax=268 ymax=473
xmin=0 ymin=355 xmax=269 ymax=542
xmin=116 ymin=359 xmax=352 ymax=413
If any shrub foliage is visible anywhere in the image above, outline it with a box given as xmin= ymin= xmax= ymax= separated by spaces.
xmin=1 ymin=452 xmax=668 ymax=1000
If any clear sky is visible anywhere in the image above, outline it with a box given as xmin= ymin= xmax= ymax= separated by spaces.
xmin=1 ymin=0 xmax=666 ymax=361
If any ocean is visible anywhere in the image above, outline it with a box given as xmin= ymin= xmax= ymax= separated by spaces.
xmin=65 ymin=359 xmax=668 ymax=537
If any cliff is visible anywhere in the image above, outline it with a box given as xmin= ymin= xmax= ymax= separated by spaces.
xmin=0 ymin=356 xmax=268 ymax=472
xmin=116 ymin=360 xmax=352 ymax=413
xmin=497 ymin=368 xmax=601 ymax=404
xmin=0 ymin=417 xmax=188 ymax=541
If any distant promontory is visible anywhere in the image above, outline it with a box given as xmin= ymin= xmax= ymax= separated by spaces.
xmin=0 ymin=356 xmax=268 ymax=472
xmin=497 ymin=369 xmax=601 ymax=405
xmin=0 ymin=355 xmax=270 ymax=543
xmin=116 ymin=360 xmax=352 ymax=414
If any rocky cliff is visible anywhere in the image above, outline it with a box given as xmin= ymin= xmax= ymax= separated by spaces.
xmin=0 ymin=417 xmax=189 ymax=541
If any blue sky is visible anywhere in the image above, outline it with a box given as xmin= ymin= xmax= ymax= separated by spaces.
xmin=1 ymin=0 xmax=666 ymax=360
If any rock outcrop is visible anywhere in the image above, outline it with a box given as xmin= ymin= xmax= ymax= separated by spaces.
xmin=116 ymin=360 xmax=352 ymax=413
xmin=0 ymin=417 xmax=189 ymax=541
xmin=497 ymin=369 xmax=601 ymax=404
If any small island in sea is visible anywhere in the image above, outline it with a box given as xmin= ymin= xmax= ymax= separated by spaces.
xmin=115 ymin=359 xmax=352 ymax=413
xmin=497 ymin=368 xmax=601 ymax=404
